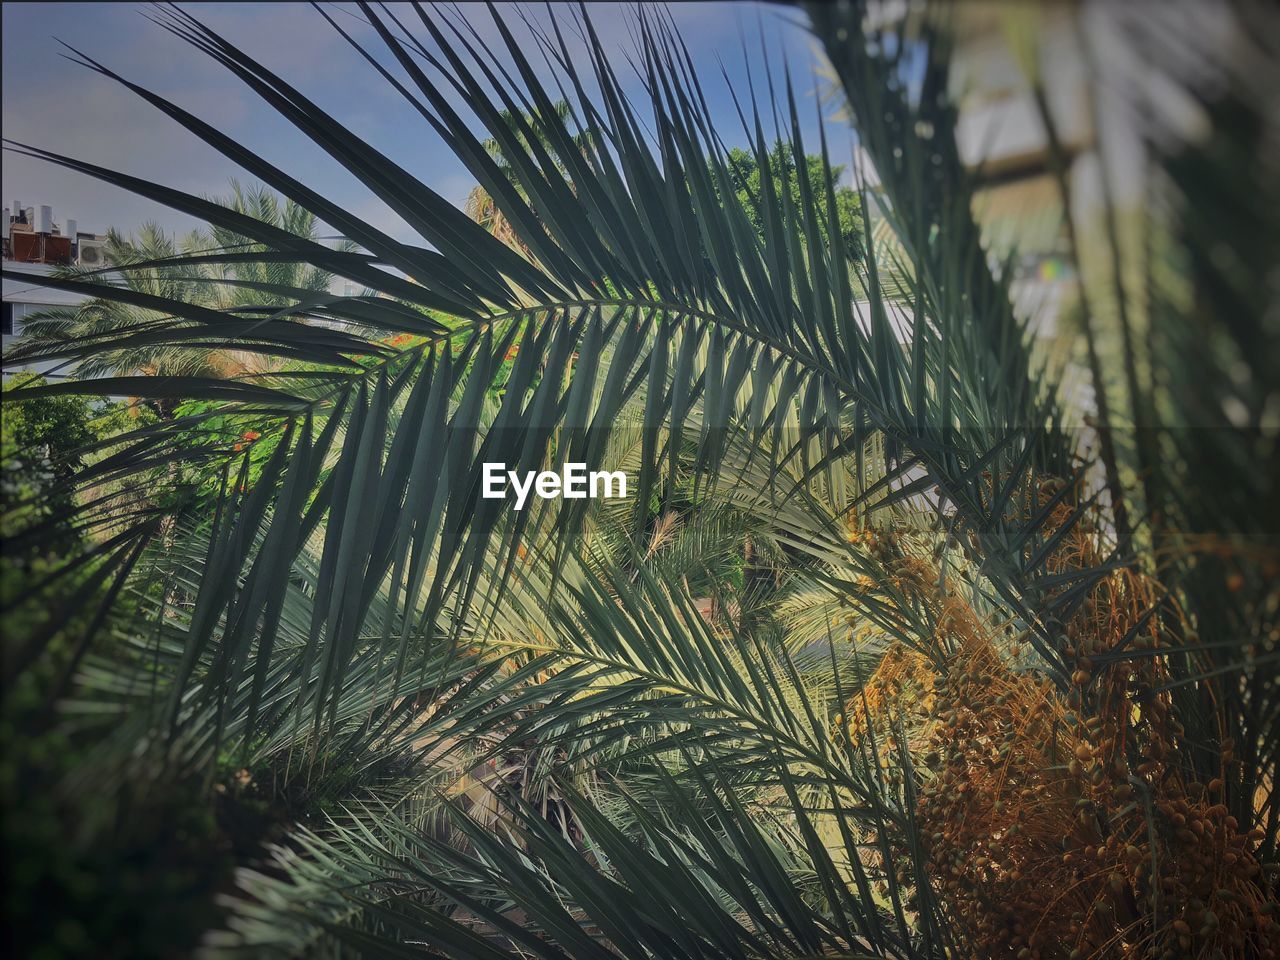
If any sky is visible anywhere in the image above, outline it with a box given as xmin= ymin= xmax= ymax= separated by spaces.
xmin=2 ymin=2 xmax=835 ymax=244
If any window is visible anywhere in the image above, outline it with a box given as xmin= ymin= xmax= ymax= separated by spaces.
xmin=1 ymin=301 xmax=33 ymax=336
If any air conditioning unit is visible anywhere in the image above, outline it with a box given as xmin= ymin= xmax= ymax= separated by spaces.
xmin=77 ymin=238 xmax=108 ymax=267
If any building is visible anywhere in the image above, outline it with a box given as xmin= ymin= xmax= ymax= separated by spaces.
xmin=3 ymin=200 xmax=107 ymax=268
xmin=3 ymin=200 xmax=108 ymax=377
xmin=2 ymin=262 xmax=94 ymax=378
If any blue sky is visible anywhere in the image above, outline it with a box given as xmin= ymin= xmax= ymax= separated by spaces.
xmin=2 ymin=2 xmax=836 ymax=244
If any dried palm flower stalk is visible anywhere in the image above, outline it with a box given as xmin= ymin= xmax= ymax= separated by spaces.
xmin=843 ymin=487 xmax=1279 ymax=959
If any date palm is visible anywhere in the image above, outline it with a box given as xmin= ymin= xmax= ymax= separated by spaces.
xmin=1 ymin=2 xmax=1276 ymax=959
xmin=463 ymin=100 xmax=577 ymax=255
xmin=9 ymin=182 xmax=338 ymax=397
xmin=13 ymin=223 xmax=224 ymax=387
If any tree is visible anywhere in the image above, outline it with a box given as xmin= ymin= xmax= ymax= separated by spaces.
xmin=14 ymin=223 xmax=227 ymax=391
xmin=1 ymin=3 xmax=1276 ymax=959
xmin=463 ymin=100 xmax=580 ymax=255
xmin=1 ymin=374 xmax=100 ymax=557
xmin=10 ymin=182 xmax=340 ymax=412
xmin=196 ymin=179 xmax=337 ymax=310
xmin=465 ymin=111 xmax=866 ymax=265
xmin=724 ymin=141 xmax=865 ymax=260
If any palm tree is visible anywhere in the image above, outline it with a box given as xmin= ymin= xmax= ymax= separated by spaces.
xmin=1 ymin=3 xmax=1276 ymax=959
xmin=10 ymin=182 xmax=342 ymax=405
xmin=14 ymin=223 xmax=226 ymax=386
xmin=463 ymin=100 xmax=578 ymax=255
xmin=197 ymin=179 xmax=338 ymax=311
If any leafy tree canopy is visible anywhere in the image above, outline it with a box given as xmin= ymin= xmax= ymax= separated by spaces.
xmin=724 ymin=141 xmax=865 ymax=260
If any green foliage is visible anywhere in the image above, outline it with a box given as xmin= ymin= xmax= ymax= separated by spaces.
xmin=168 ymin=398 xmax=286 ymax=500
xmin=8 ymin=185 xmax=341 ymax=402
xmin=2 ymin=375 xmax=100 ymax=554
xmin=725 ymin=142 xmax=865 ymax=260
xmin=1 ymin=377 xmax=190 ymax=960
